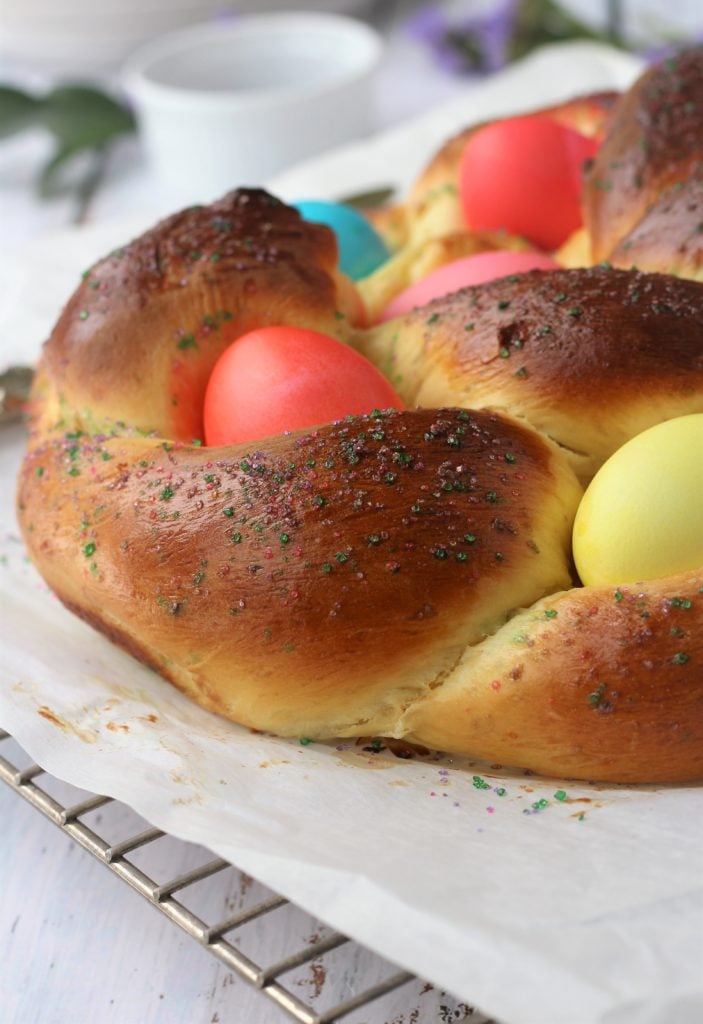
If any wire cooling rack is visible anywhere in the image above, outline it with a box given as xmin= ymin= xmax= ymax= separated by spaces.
xmin=0 ymin=728 xmax=495 ymax=1024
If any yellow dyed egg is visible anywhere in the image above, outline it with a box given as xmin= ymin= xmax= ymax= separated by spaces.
xmin=573 ymin=414 xmax=703 ymax=586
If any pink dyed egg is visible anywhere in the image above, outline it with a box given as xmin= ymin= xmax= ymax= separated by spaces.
xmin=380 ymin=249 xmax=560 ymax=321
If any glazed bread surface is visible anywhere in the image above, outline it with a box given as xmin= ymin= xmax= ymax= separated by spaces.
xmin=16 ymin=55 xmax=703 ymax=783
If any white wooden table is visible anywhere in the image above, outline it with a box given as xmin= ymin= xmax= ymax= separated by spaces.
xmin=0 ymin=732 xmax=492 ymax=1024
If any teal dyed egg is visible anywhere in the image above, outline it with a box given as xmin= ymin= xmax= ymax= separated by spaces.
xmin=293 ymin=199 xmax=390 ymax=281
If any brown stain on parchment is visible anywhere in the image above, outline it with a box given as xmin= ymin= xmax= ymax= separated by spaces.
xmin=37 ymin=705 xmax=98 ymax=744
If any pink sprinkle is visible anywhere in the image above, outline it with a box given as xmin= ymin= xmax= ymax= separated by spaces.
xmin=486 ymin=806 xmax=495 ymax=814
xmin=490 ymin=680 xmax=501 ymax=691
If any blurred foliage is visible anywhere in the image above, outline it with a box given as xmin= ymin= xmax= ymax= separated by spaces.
xmin=0 ymin=83 xmax=135 ymax=198
xmin=508 ymin=0 xmax=622 ymax=61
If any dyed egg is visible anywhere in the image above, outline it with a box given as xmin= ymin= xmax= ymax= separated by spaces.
xmin=459 ymin=115 xmax=599 ymax=251
xmin=380 ymin=249 xmax=559 ymax=321
xmin=294 ymin=199 xmax=390 ymax=281
xmin=203 ymin=326 xmax=403 ymax=446
xmin=573 ymin=415 xmax=703 ymax=586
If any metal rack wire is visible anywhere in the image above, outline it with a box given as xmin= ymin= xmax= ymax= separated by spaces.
xmin=0 ymin=728 xmax=421 ymax=1024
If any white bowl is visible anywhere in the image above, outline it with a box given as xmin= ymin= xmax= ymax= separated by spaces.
xmin=121 ymin=12 xmax=384 ymax=203
xmin=0 ymin=2 xmax=372 ymax=71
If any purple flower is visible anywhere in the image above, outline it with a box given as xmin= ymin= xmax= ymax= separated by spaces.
xmin=406 ymin=0 xmax=519 ymax=75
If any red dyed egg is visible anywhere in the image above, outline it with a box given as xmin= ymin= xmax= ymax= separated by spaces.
xmin=204 ymin=326 xmax=404 ymax=446
xmin=459 ymin=115 xmax=598 ymax=250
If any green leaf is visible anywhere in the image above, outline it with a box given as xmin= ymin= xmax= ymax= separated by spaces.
xmin=507 ymin=0 xmax=622 ymax=62
xmin=339 ymin=185 xmax=396 ymax=209
xmin=0 ymin=85 xmax=41 ymax=139
xmin=40 ymin=85 xmax=135 ymax=151
xmin=37 ymin=144 xmax=85 ymax=198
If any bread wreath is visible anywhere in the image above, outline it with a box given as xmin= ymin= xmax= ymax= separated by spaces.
xmin=16 ymin=54 xmax=703 ymax=784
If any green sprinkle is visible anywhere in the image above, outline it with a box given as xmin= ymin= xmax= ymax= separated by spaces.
xmin=499 ymin=347 xmax=510 ymax=359
xmin=367 ymin=534 xmax=381 ymax=545
xmin=299 ymin=737 xmax=312 ymax=746
xmin=36 ymin=466 xmax=44 ymax=477
xmin=588 ymin=682 xmax=607 ymax=708
xmin=464 ymin=322 xmax=475 ymax=331
xmin=472 ymin=775 xmax=491 ymax=790
xmin=567 ymin=307 xmax=583 ymax=318
xmin=614 ymin=589 xmax=623 ymax=602
xmin=497 ymin=299 xmax=510 ymax=310
xmin=486 ymin=490 xmax=498 ymax=503
xmin=335 ymin=551 xmax=349 ymax=563
xmin=223 ymin=507 xmax=235 ymax=517
xmin=321 ymin=563 xmax=332 ymax=574
xmin=554 ymin=790 xmax=568 ymax=802
xmin=280 ymin=533 xmax=290 ymax=544
xmin=495 ymin=787 xmax=506 ymax=797
xmin=68 ymin=467 xmax=80 ymax=476
xmin=82 ymin=542 xmax=96 ymax=557
xmin=532 ymin=798 xmax=549 ymax=810
xmin=160 ymin=486 xmax=174 ymax=501
xmin=544 ymin=609 xmax=558 ymax=619
xmin=231 ymin=532 xmax=242 ymax=544
xmin=514 ymin=366 xmax=528 ymax=379
xmin=177 ymin=333 xmax=197 ymax=350
xmin=464 ymin=533 xmax=476 ymax=544
xmin=426 ymin=312 xmax=440 ymax=325
xmin=504 ymin=452 xmax=516 ymax=463
xmin=455 ymin=551 xmax=468 ymax=562
xmin=434 ymin=547 xmax=448 ymax=560
xmin=672 ymin=652 xmax=690 ymax=665
xmin=78 ymin=310 xmax=89 ymax=321
xmin=313 ymin=495 xmax=327 ymax=507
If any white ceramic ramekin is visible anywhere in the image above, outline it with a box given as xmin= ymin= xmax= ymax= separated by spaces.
xmin=121 ymin=12 xmax=384 ymax=203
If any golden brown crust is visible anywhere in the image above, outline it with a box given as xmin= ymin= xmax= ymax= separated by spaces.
xmin=40 ymin=189 xmax=362 ymax=441
xmin=358 ymin=266 xmax=703 ymax=480
xmin=402 ymin=570 xmax=703 ymax=783
xmin=608 ymin=174 xmax=703 ymax=279
xmin=584 ymin=47 xmax=703 ymax=264
xmin=16 ymin=69 xmax=703 ymax=782
xmin=17 ymin=408 xmax=580 ymax=738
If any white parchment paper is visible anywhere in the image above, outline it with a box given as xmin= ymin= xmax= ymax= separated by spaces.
xmin=2 ymin=43 xmax=702 ymax=1024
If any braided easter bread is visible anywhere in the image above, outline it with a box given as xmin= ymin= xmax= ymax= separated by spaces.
xmin=362 ymin=46 xmax=703 ymax=324
xmin=17 ymin=185 xmax=703 ymax=784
